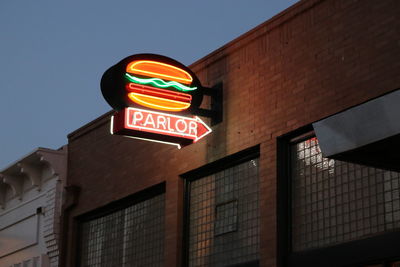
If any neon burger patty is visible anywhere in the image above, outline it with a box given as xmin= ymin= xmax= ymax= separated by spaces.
xmin=126 ymin=83 xmax=192 ymax=112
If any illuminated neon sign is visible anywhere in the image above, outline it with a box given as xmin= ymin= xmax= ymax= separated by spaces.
xmin=101 ymin=54 xmax=212 ymax=147
xmin=112 ymin=107 xmax=212 ymax=147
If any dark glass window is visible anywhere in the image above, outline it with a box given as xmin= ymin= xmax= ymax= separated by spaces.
xmin=79 ymin=193 xmax=165 ymax=267
xmin=291 ymin=137 xmax=400 ymax=251
xmin=186 ymin=158 xmax=260 ymax=267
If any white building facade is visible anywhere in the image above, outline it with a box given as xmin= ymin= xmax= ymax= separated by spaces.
xmin=0 ymin=147 xmax=66 ymax=267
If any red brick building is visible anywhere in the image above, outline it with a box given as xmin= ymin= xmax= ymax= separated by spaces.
xmin=61 ymin=0 xmax=400 ymax=266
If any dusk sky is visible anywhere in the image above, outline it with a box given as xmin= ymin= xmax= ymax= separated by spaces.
xmin=0 ymin=0 xmax=299 ymax=168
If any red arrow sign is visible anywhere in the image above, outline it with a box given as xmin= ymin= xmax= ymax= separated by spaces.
xmin=112 ymin=107 xmax=212 ymax=147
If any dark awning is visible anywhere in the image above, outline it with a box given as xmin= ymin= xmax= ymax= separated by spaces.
xmin=313 ymin=89 xmax=400 ymax=171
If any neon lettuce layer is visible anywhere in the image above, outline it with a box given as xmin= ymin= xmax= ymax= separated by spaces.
xmin=125 ymin=73 xmax=197 ymax=92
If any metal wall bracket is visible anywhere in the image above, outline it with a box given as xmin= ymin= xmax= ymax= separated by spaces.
xmin=194 ymin=83 xmax=223 ymax=125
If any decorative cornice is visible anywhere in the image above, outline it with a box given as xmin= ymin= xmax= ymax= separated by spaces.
xmin=18 ymin=162 xmax=42 ymax=189
xmin=0 ymin=147 xmax=66 ymax=207
xmin=0 ymin=174 xmax=23 ymax=200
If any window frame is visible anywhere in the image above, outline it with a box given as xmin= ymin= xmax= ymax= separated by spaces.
xmin=75 ymin=182 xmax=165 ymax=267
xmin=181 ymin=145 xmax=260 ymax=267
xmin=277 ymin=126 xmax=400 ymax=267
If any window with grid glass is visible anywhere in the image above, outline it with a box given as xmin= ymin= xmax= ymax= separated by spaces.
xmin=186 ymin=158 xmax=260 ymax=267
xmin=79 ymin=193 xmax=165 ymax=267
xmin=291 ymin=137 xmax=400 ymax=251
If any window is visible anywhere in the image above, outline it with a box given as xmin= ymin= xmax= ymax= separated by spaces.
xmin=183 ymin=146 xmax=260 ymax=267
xmin=78 ymin=185 xmax=165 ymax=267
xmin=278 ymin=132 xmax=400 ymax=267
xmin=292 ymin=137 xmax=400 ymax=251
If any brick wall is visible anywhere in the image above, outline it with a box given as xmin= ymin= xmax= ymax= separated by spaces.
xmin=44 ymin=179 xmax=63 ymax=267
xmin=64 ymin=0 xmax=400 ymax=266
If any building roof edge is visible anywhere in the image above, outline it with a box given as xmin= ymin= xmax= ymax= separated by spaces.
xmin=189 ymin=0 xmax=323 ymax=71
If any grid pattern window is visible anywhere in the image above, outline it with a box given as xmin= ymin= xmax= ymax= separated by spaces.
xmin=80 ymin=193 xmax=165 ymax=267
xmin=291 ymin=137 xmax=400 ymax=251
xmin=187 ymin=158 xmax=260 ymax=267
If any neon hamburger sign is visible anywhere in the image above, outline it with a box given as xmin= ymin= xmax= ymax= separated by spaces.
xmin=101 ymin=54 xmax=212 ymax=148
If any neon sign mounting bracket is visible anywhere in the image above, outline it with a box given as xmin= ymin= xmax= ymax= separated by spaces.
xmin=193 ymin=82 xmax=223 ymax=126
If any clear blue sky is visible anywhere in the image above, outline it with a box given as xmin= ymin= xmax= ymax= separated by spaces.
xmin=0 ymin=0 xmax=298 ymax=168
